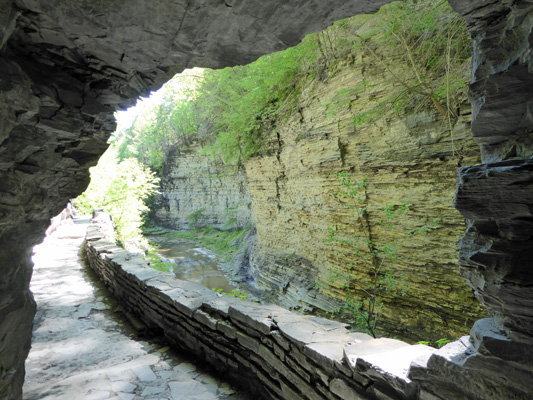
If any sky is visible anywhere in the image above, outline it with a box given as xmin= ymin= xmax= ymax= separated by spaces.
xmin=114 ymin=68 xmax=205 ymax=134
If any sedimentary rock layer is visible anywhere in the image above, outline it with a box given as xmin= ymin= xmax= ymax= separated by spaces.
xmin=240 ymin=47 xmax=483 ymax=341
xmin=154 ymin=142 xmax=251 ymax=230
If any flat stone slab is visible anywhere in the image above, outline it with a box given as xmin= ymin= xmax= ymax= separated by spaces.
xmin=356 ymin=344 xmax=435 ymax=397
xmin=304 ymin=332 xmax=373 ymax=371
xmin=202 ymin=296 xmax=241 ymax=317
xmin=277 ymin=319 xmax=321 ymax=347
xmin=162 ymin=285 xmax=216 ymax=318
xmin=228 ymin=302 xmax=284 ymax=335
xmin=344 ymin=338 xmax=411 ymax=369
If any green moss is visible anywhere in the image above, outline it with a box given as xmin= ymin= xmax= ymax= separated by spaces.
xmin=145 ymin=249 xmax=174 ymax=273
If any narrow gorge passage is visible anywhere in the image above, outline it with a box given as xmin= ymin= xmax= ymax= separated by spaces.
xmin=24 ymin=218 xmax=247 ymax=400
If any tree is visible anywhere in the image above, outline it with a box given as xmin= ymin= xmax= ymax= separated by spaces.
xmin=72 ymin=147 xmax=160 ymax=246
xmin=323 ymin=172 xmax=439 ymax=337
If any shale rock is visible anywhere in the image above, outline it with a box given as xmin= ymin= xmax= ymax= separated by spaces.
xmin=241 ymin=30 xmax=482 ymax=341
xmin=154 ymin=141 xmax=251 ymax=230
xmin=449 ymin=1 xmax=533 ymax=162
xmin=455 ymin=159 xmax=533 ymax=343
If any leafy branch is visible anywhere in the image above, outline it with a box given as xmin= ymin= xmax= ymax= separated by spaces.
xmin=322 ymin=172 xmax=440 ymax=337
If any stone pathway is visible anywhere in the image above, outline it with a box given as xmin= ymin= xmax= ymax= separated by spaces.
xmin=24 ymin=218 xmax=248 ymax=400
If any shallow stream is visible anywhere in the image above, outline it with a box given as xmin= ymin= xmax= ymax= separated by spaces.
xmin=147 ymin=235 xmax=236 ymax=293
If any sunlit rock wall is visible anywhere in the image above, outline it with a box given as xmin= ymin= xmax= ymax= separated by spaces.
xmin=153 ymin=142 xmax=251 ymax=230
xmin=243 ymin=46 xmax=483 ymax=341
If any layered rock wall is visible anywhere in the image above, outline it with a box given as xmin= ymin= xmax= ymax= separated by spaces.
xmin=240 ymin=46 xmax=482 ymax=341
xmin=153 ymin=142 xmax=251 ymax=230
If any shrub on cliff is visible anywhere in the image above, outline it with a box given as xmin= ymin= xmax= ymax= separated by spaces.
xmin=322 ymin=171 xmax=440 ymax=337
xmin=109 ymin=1 xmax=468 ymax=169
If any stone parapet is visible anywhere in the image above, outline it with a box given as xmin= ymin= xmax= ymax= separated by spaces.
xmin=85 ymin=215 xmax=533 ymax=400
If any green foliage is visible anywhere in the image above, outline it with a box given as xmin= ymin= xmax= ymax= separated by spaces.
xmin=186 ymin=208 xmax=206 ymax=230
xmin=223 ymin=205 xmax=239 ymax=230
xmin=320 ymin=0 xmax=470 ymax=133
xmin=417 ymin=338 xmax=452 ymax=348
xmin=435 ymin=338 xmax=452 ymax=348
xmin=322 ymin=171 xmax=439 ymax=337
xmin=213 ymin=288 xmax=248 ymax=301
xmin=111 ymin=69 xmax=203 ymax=173
xmin=145 ymin=249 xmax=174 ymax=273
xmin=72 ymin=147 xmax=160 ymax=246
xmin=196 ymin=41 xmax=317 ymax=165
xmin=380 ymin=0 xmax=470 ymax=108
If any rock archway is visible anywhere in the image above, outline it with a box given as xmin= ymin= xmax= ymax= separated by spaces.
xmin=1 ymin=0 xmax=532 ymax=399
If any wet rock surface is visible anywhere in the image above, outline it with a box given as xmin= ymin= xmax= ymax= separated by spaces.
xmin=25 ymin=218 xmax=247 ymax=400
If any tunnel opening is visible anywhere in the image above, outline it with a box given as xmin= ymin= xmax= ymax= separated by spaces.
xmin=1 ymin=0 xmax=533 ymax=399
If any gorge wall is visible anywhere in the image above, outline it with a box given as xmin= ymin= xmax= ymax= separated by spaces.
xmin=2 ymin=0 xmax=533 ymax=399
xmin=154 ymin=17 xmax=484 ymax=341
xmin=154 ymin=141 xmax=251 ymax=230
xmin=85 ymin=214 xmax=531 ymax=400
xmin=245 ymin=54 xmax=483 ymax=342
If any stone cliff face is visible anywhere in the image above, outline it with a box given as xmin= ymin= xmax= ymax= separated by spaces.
xmin=241 ymin=50 xmax=482 ymax=341
xmin=448 ymin=0 xmax=533 ymax=343
xmin=2 ymin=0 xmax=533 ymax=399
xmin=153 ymin=17 xmax=484 ymax=341
xmin=154 ymin=141 xmax=251 ymax=230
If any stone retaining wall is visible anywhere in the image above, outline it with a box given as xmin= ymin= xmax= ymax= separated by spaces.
xmin=84 ymin=215 xmax=530 ymax=400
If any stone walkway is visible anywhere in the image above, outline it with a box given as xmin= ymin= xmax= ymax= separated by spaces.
xmin=24 ymin=218 xmax=248 ymax=400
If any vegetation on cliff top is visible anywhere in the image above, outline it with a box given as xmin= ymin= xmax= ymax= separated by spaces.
xmin=111 ymin=0 xmax=470 ymax=172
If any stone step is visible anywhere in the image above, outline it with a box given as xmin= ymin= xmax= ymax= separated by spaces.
xmin=344 ymin=339 xmax=435 ymax=399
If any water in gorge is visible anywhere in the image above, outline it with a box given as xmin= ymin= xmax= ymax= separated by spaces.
xmin=147 ymin=235 xmax=237 ymax=294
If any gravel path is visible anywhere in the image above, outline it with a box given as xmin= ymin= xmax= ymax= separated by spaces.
xmin=24 ymin=218 xmax=247 ymax=400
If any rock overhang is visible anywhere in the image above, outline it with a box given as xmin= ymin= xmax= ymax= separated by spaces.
xmin=3 ymin=0 xmax=533 ymax=399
